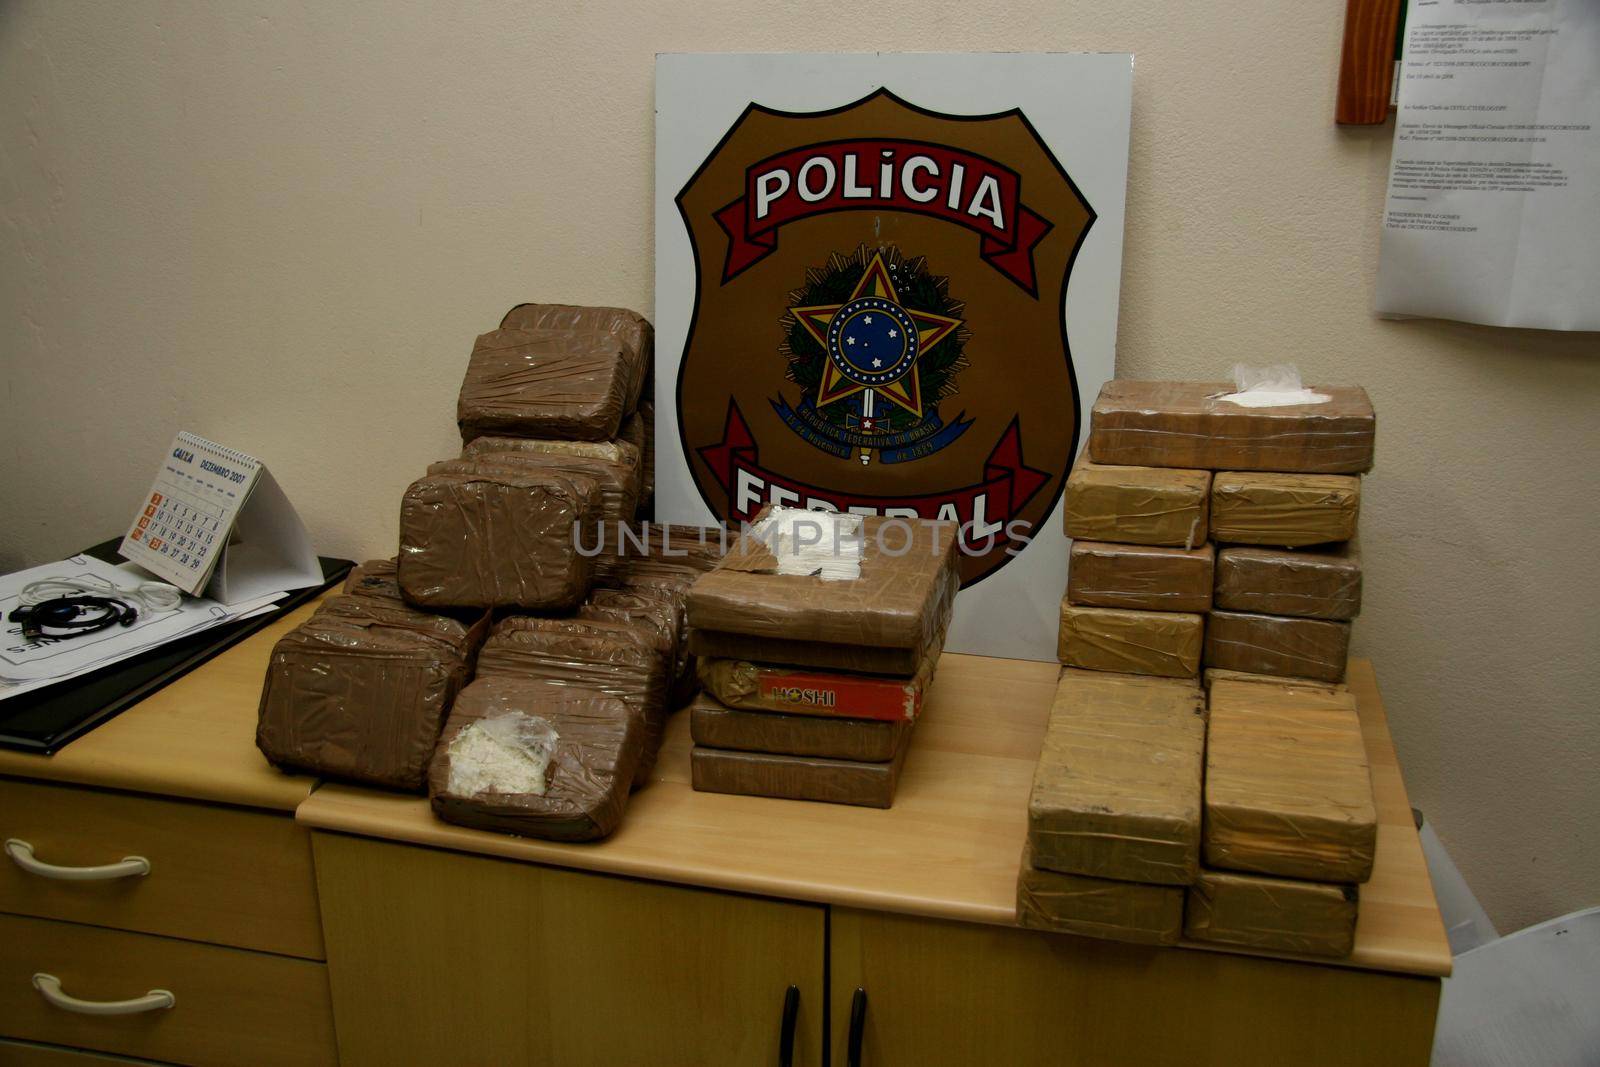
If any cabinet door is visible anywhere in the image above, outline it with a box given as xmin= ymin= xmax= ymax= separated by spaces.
xmin=313 ymin=833 xmax=824 ymax=1067
xmin=828 ymin=908 xmax=1439 ymax=1067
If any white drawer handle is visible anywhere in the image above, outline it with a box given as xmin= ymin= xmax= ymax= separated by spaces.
xmin=32 ymin=973 xmax=174 ymax=1015
xmin=4 ymin=838 xmax=150 ymax=881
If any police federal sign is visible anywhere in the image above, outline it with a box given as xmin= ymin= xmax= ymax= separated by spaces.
xmin=656 ymin=54 xmax=1132 ymax=660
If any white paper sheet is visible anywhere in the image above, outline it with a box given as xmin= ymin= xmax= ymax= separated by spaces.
xmin=1375 ymin=0 xmax=1600 ymax=330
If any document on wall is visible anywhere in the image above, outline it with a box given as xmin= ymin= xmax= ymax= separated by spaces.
xmin=1374 ymin=0 xmax=1599 ymax=331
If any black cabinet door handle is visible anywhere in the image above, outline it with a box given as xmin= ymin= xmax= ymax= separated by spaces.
xmin=847 ymin=987 xmax=867 ymax=1067
xmin=779 ymin=984 xmax=799 ymax=1067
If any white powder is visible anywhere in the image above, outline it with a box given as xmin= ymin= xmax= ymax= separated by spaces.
xmin=446 ymin=712 xmax=559 ymax=797
xmin=1215 ymin=363 xmax=1329 ymax=408
xmin=752 ymin=507 xmax=864 ymax=580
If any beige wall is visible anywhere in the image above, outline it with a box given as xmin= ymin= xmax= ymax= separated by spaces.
xmin=2 ymin=3 xmax=1595 ymax=933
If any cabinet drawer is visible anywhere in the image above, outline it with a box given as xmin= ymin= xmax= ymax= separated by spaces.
xmin=0 ymin=1037 xmax=173 ymax=1064
xmin=0 ymin=779 xmax=322 ymax=960
xmin=0 ymin=913 xmax=335 ymax=1067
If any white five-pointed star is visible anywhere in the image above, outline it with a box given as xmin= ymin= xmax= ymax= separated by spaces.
xmin=864 ymin=315 xmax=874 ymax=325
xmin=846 ymin=336 xmax=856 ymax=345
xmin=888 ymin=328 xmax=897 ymax=338
xmin=872 ymin=358 xmax=882 ymax=368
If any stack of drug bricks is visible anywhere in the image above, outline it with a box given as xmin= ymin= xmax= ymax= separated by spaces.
xmin=1020 ymin=379 xmax=1378 ymax=955
xmin=683 ymin=508 xmax=959 ymax=809
xmin=258 ymin=303 xmax=721 ymax=842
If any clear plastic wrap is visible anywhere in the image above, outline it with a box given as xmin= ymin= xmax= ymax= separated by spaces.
xmin=1214 ymin=544 xmax=1362 ymax=620
xmin=1088 ymin=380 xmax=1375 ymax=473
xmin=695 ymin=644 xmax=936 ymax=721
xmin=1062 ymin=455 xmax=1210 ymax=548
xmin=689 ymin=739 xmax=909 ymax=808
xmin=1027 ymin=670 xmax=1205 ymax=885
xmin=255 ymin=595 xmax=486 ymax=791
xmin=397 ymin=469 xmax=599 ymax=611
xmin=341 ymin=557 xmax=403 ymax=602
xmin=476 ymin=621 xmax=670 ymax=787
xmin=688 ymin=695 xmax=908 ymax=761
xmin=498 ymin=302 xmax=653 ymax=416
xmin=1202 ymin=609 xmax=1350 ymax=683
xmin=1056 ymin=603 xmax=1204 ymax=679
xmin=1067 ymin=541 xmax=1214 ymax=613
xmin=1203 ymin=680 xmax=1376 ymax=883
xmin=457 ymin=327 xmax=634 ymax=443
xmin=429 ymin=676 xmax=643 ymax=842
xmin=1210 ymin=472 xmax=1360 ymax=548
xmin=1015 ymin=843 xmax=1184 ymax=946
xmin=1184 ymin=869 xmax=1359 ymax=958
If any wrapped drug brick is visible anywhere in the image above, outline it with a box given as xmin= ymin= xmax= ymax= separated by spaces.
xmin=637 ymin=399 xmax=656 ymax=508
xmin=1204 ymin=680 xmax=1376 ymax=882
xmin=689 ymin=695 xmax=909 ymax=761
xmin=1057 ymin=603 xmax=1203 ymax=679
xmin=690 ymin=738 xmax=909 ymax=809
xmin=1185 ymin=869 xmax=1359 ymax=958
xmin=1210 ymin=473 xmax=1360 ymax=548
xmin=462 ymin=434 xmax=644 ymax=494
xmin=686 ymin=510 xmax=959 ymax=675
xmin=1203 ymin=609 xmax=1349 ymax=683
xmin=477 ymin=620 xmax=669 ymax=787
xmin=1028 ymin=670 xmax=1205 ymax=884
xmin=582 ymin=588 xmax=681 ymax=663
xmin=697 ymin=647 xmax=936 ymax=721
xmin=342 ymin=557 xmax=403 ymax=602
xmin=1214 ymin=545 xmax=1362 ymax=620
xmin=1203 ymin=668 xmax=1348 ymax=695
xmin=1089 ymin=381 xmax=1375 ymax=474
xmin=255 ymin=596 xmax=484 ymax=791
xmin=429 ymin=677 xmax=643 ymax=842
xmin=1067 ymin=541 xmax=1214 ymax=613
xmin=1063 ymin=455 xmax=1210 ymax=548
xmin=1015 ymin=844 xmax=1184 ymax=946
xmin=498 ymin=302 xmax=653 ymax=414
xmin=457 ymin=328 xmax=635 ymax=444
xmin=397 ymin=469 xmax=600 ymax=611
xmin=613 ymin=522 xmax=727 ymax=574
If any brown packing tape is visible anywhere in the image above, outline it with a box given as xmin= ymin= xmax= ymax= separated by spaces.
xmin=397 ymin=469 xmax=600 ymax=611
xmin=689 ymin=740 xmax=909 ymax=809
xmin=1204 ymin=680 xmax=1377 ymax=883
xmin=499 ymin=303 xmax=653 ymax=416
xmin=1089 ymin=380 xmax=1376 ymax=474
xmin=688 ymin=695 xmax=909 ymax=761
xmin=1202 ymin=668 xmax=1348 ymax=695
xmin=1028 ymin=670 xmax=1205 ymax=885
xmin=1067 ymin=540 xmax=1214 ymax=613
xmin=1014 ymin=844 xmax=1184 ymax=946
xmin=1062 ymin=454 xmax=1211 ymax=548
xmin=687 ymin=514 xmax=960 ymax=652
xmin=429 ymin=677 xmax=643 ymax=842
xmin=1210 ymin=472 xmax=1360 ymax=548
xmin=342 ymin=557 xmax=402 ymax=601
xmin=457 ymin=327 xmax=633 ymax=443
xmin=1184 ymin=869 xmax=1359 ymax=958
xmin=462 ymin=435 xmax=644 ymax=506
xmin=1057 ymin=603 xmax=1204 ymax=678
xmin=688 ymin=628 xmax=927 ymax=676
xmin=1203 ymin=609 xmax=1350 ymax=683
xmin=1214 ymin=544 xmax=1362 ymax=621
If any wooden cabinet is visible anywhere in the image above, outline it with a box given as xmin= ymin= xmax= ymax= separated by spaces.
xmin=828 ymin=907 xmax=1439 ymax=1067
xmin=313 ymin=832 xmax=826 ymax=1067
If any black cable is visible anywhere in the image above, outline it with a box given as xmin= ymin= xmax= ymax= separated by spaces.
xmin=8 ymin=595 xmax=138 ymax=642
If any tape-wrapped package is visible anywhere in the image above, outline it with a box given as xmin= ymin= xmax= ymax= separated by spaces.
xmin=1185 ymin=869 xmax=1359 ymax=958
xmin=463 ymin=433 xmax=643 ymax=497
xmin=255 ymin=595 xmax=486 ymax=791
xmin=1203 ymin=668 xmax=1348 ymax=695
xmin=1063 ymin=455 xmax=1210 ymax=548
xmin=1204 ymin=680 xmax=1376 ymax=883
xmin=342 ymin=557 xmax=403 ymax=601
xmin=498 ymin=302 xmax=653 ymax=418
xmin=689 ymin=695 xmax=909 ymax=761
xmin=1210 ymin=472 xmax=1360 ymax=548
xmin=1028 ymin=670 xmax=1205 ymax=884
xmin=1015 ymin=844 xmax=1184 ymax=946
xmin=1203 ymin=609 xmax=1350 ymax=683
xmin=1089 ymin=380 xmax=1375 ymax=474
xmin=457 ymin=327 xmax=636 ymax=444
xmin=476 ymin=618 xmax=669 ymax=787
xmin=397 ymin=468 xmax=600 ymax=611
xmin=696 ymin=645 xmax=935 ymax=721
xmin=429 ymin=676 xmax=643 ymax=842
xmin=1214 ymin=544 xmax=1362 ymax=621
xmin=1057 ymin=602 xmax=1204 ymax=679
xmin=686 ymin=511 xmax=959 ymax=675
xmin=690 ymin=738 xmax=910 ymax=809
xmin=1067 ymin=541 xmax=1214 ymax=614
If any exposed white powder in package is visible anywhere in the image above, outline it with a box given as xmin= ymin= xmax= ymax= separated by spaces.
xmin=1215 ymin=364 xmax=1330 ymax=409
xmin=750 ymin=507 xmax=864 ymax=581
xmin=446 ymin=711 xmax=560 ymax=797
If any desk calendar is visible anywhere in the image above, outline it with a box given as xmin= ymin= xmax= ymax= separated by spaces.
xmin=118 ymin=432 xmax=322 ymax=603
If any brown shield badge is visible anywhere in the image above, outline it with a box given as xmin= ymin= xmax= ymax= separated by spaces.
xmin=675 ymin=89 xmax=1095 ymax=586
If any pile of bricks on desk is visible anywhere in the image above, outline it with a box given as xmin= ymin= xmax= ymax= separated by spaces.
xmin=1017 ymin=380 xmax=1379 ymax=956
xmin=256 ymin=303 xmax=725 ymax=842
xmin=681 ymin=509 xmax=959 ymax=809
